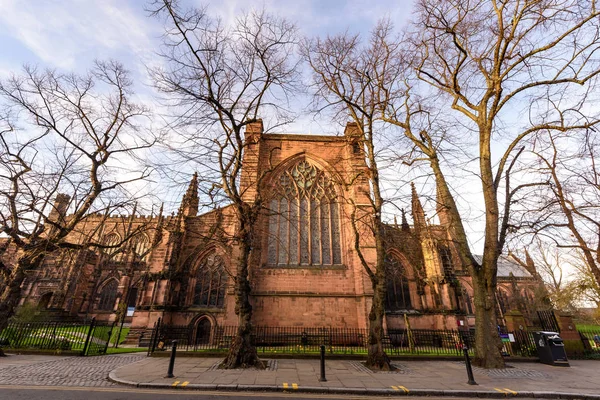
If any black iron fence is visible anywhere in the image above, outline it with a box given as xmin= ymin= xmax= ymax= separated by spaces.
xmin=579 ymin=328 xmax=600 ymax=357
xmin=149 ymin=322 xmax=538 ymax=357
xmin=0 ymin=318 xmax=114 ymax=356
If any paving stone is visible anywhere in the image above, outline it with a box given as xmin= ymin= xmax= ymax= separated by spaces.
xmin=0 ymin=354 xmax=144 ymax=387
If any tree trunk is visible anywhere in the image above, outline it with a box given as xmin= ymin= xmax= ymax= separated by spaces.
xmin=220 ymin=221 xmax=264 ymax=369
xmin=430 ymin=157 xmax=505 ymax=368
xmin=365 ymin=270 xmax=393 ymax=370
xmin=471 ymin=270 xmax=504 ymax=368
xmin=365 ymin=217 xmax=393 ymax=370
xmin=0 ymin=253 xmax=38 ymax=333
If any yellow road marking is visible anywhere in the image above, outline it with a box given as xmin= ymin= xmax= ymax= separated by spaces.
xmin=503 ymin=388 xmax=518 ymax=395
xmin=494 ymin=388 xmax=507 ymax=394
xmin=180 ymin=381 xmax=189 ymax=387
xmin=172 ymin=381 xmax=180 ymax=387
xmin=391 ymin=386 xmax=399 ymax=391
xmin=292 ymin=383 xmax=298 ymax=390
xmin=283 ymin=382 xmax=289 ymax=389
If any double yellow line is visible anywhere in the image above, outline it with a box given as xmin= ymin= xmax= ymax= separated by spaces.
xmin=495 ymin=387 xmax=518 ymax=396
xmin=391 ymin=385 xmax=409 ymax=393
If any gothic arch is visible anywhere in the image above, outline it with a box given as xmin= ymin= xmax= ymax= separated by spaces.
xmin=190 ymin=314 xmax=216 ymax=345
xmin=97 ymin=278 xmax=119 ymax=311
xmin=264 ymin=157 xmax=344 ymax=266
xmin=384 ymin=251 xmax=414 ymax=311
xmin=188 ymin=252 xmax=228 ymax=308
xmin=265 ymin=153 xmax=344 ymax=196
xmin=496 ymin=287 xmax=512 ymax=314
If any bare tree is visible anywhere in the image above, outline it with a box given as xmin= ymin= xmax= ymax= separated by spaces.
xmin=388 ymin=0 xmax=600 ymax=368
xmin=303 ymin=21 xmax=403 ymax=370
xmin=509 ymin=241 xmax=575 ymax=312
xmin=0 ymin=61 xmax=155 ymax=338
xmin=526 ymin=127 xmax=600 ymax=303
xmin=148 ymin=0 xmax=300 ymax=369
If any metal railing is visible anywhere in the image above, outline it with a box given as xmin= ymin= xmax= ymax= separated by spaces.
xmin=578 ymin=328 xmax=600 ymax=357
xmin=0 ymin=318 xmax=114 ymax=356
xmin=148 ymin=323 xmax=486 ymax=356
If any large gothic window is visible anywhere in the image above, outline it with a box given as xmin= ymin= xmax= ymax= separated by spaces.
xmin=98 ymin=280 xmax=118 ymax=311
xmin=385 ymin=254 xmax=413 ymax=311
xmin=193 ymin=254 xmax=227 ymax=308
xmin=267 ymin=161 xmax=342 ymax=266
xmin=102 ymin=232 xmax=121 ymax=260
xmin=131 ymin=234 xmax=150 ymax=261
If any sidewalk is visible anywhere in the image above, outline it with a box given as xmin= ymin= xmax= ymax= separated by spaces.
xmin=109 ymin=356 xmax=600 ymax=398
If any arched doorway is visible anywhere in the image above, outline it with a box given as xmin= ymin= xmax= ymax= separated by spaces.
xmin=195 ymin=318 xmax=212 ymax=345
xmin=38 ymin=292 xmax=53 ymax=309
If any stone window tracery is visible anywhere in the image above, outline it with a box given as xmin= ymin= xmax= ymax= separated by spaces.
xmin=267 ymin=161 xmax=342 ymax=266
xmin=193 ymin=253 xmax=227 ymax=308
xmin=102 ymin=232 xmax=121 ymax=260
xmin=132 ymin=234 xmax=150 ymax=260
xmin=98 ymin=280 xmax=118 ymax=311
xmin=385 ymin=254 xmax=413 ymax=311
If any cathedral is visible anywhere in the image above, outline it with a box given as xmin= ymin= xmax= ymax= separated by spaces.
xmin=2 ymin=121 xmax=543 ymax=339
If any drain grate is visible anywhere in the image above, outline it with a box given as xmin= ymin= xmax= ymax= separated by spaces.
xmin=207 ymin=359 xmax=277 ymax=371
xmin=348 ymin=361 xmax=412 ymax=374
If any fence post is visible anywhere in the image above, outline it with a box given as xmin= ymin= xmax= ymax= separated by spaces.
xmin=319 ymin=344 xmax=327 ymax=382
xmin=150 ymin=317 xmax=161 ymax=355
xmin=146 ymin=321 xmax=157 ymax=357
xmin=104 ymin=322 xmax=115 ymax=354
xmin=81 ymin=317 xmax=96 ymax=356
xmin=463 ymin=345 xmax=477 ymax=385
xmin=166 ymin=340 xmax=178 ymax=378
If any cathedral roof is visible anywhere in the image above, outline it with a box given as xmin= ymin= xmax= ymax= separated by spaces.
xmin=473 ymin=255 xmax=533 ymax=278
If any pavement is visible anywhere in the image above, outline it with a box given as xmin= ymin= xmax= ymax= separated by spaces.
xmin=109 ymin=356 xmax=600 ymax=399
xmin=2 ymin=352 xmax=600 ymax=398
xmin=0 ymin=353 xmax=145 ymax=387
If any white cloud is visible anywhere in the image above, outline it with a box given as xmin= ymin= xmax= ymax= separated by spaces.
xmin=0 ymin=0 xmax=156 ymax=70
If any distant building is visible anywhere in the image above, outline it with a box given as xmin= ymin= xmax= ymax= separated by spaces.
xmin=1 ymin=121 xmax=544 ymax=341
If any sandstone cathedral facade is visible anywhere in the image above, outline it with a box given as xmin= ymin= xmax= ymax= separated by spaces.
xmin=1 ymin=121 xmax=543 ymax=341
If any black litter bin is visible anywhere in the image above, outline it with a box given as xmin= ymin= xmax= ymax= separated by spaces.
xmin=533 ymin=331 xmax=569 ymax=367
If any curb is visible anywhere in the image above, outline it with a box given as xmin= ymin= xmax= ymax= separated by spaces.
xmin=107 ymin=370 xmax=600 ymax=399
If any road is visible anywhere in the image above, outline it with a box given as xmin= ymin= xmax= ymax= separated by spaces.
xmin=0 ymin=386 xmax=475 ymax=400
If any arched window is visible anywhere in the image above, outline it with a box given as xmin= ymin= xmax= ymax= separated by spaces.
xmin=461 ymin=287 xmax=474 ymax=315
xmin=385 ymin=254 xmax=413 ymax=310
xmin=267 ymin=161 xmax=342 ymax=266
xmin=496 ymin=289 xmax=510 ymax=314
xmin=193 ymin=254 xmax=227 ymax=308
xmin=438 ymin=245 xmax=454 ymax=277
xmin=131 ymin=234 xmax=150 ymax=260
xmin=98 ymin=280 xmax=118 ymax=311
xmin=102 ymin=232 xmax=121 ymax=259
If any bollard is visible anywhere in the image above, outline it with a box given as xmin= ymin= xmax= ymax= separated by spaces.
xmin=166 ymin=340 xmax=178 ymax=378
xmin=462 ymin=345 xmax=477 ymax=385
xmin=319 ymin=344 xmax=327 ymax=382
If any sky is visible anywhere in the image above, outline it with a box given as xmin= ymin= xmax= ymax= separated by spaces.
xmin=0 ymin=0 xmax=499 ymax=255
xmin=0 ymin=0 xmax=420 ymax=206
xmin=0 ymin=0 xmax=414 ymax=102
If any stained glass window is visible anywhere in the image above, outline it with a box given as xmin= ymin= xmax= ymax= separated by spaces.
xmin=102 ymin=232 xmax=121 ymax=260
xmin=438 ymin=245 xmax=454 ymax=277
xmin=496 ymin=290 xmax=510 ymax=314
xmin=385 ymin=254 xmax=413 ymax=310
xmin=193 ymin=254 xmax=227 ymax=307
xmin=98 ymin=280 xmax=118 ymax=311
xmin=132 ymin=234 xmax=150 ymax=260
xmin=267 ymin=161 xmax=341 ymax=266
xmin=461 ymin=287 xmax=474 ymax=314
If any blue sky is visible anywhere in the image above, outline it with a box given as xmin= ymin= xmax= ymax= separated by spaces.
xmin=0 ymin=0 xmax=414 ymax=102
xmin=0 ymin=0 xmax=489 ymax=250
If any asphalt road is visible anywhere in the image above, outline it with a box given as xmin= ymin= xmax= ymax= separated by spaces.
xmin=0 ymin=386 xmax=474 ymax=400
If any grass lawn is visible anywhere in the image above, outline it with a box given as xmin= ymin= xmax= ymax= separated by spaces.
xmin=109 ymin=327 xmax=130 ymax=345
xmin=576 ymin=324 xmax=600 ymax=331
xmin=106 ymin=347 xmax=147 ymax=355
